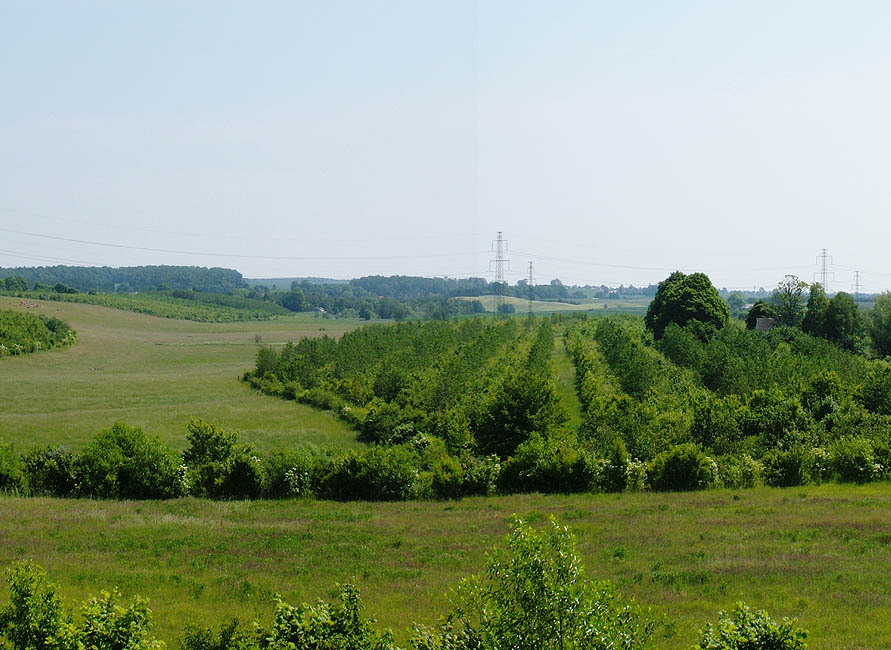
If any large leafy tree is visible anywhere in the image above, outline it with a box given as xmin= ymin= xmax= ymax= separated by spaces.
xmin=645 ymin=271 xmax=729 ymax=339
xmin=770 ymin=275 xmax=808 ymax=327
xmin=801 ymin=283 xmax=830 ymax=337
xmin=824 ymin=291 xmax=862 ymax=351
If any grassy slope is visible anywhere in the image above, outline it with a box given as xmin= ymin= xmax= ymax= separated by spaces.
xmin=1 ymin=485 xmax=890 ymax=649
xmin=0 ymin=296 xmax=361 ymax=451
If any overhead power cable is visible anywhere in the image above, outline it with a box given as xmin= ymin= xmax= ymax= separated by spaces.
xmin=0 ymin=227 xmax=487 ymax=262
xmin=0 ymin=207 xmax=480 ymax=244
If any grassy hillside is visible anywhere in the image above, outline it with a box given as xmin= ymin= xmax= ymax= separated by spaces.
xmin=0 ymin=295 xmax=361 ymax=451
xmin=1 ymin=484 xmax=889 ymax=649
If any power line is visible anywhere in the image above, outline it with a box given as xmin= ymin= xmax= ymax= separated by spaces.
xmin=0 ymin=227 xmax=487 ymax=262
xmin=0 ymin=207 xmax=481 ymax=244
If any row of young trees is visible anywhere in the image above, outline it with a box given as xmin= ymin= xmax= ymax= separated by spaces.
xmin=0 ymin=309 xmax=76 ymax=356
xmin=0 ymin=518 xmax=806 ymax=650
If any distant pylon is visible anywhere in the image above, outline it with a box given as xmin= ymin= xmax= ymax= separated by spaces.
xmin=815 ymin=248 xmax=834 ymax=290
xmin=490 ymin=231 xmax=509 ymax=315
xmin=854 ymin=270 xmax=862 ymax=300
xmin=527 ymin=261 xmax=534 ymax=316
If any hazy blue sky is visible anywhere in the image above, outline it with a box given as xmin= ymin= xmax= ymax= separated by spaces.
xmin=2 ymin=1 xmax=890 ymax=291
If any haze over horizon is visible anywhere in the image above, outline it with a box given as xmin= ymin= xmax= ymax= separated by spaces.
xmin=2 ymin=1 xmax=890 ymax=293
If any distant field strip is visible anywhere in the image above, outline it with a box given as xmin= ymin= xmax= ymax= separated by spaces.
xmin=0 ymin=296 xmax=362 ymax=451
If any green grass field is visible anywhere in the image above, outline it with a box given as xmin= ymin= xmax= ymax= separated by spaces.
xmin=2 ymin=485 xmax=889 ymax=649
xmin=0 ymin=296 xmax=361 ymax=452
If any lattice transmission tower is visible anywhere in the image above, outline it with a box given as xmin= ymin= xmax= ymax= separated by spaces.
xmin=489 ymin=231 xmax=509 ymax=315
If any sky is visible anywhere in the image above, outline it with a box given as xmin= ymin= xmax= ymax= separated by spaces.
xmin=2 ymin=1 xmax=890 ymax=292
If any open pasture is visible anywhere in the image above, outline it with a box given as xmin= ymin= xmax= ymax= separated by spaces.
xmin=2 ymin=484 xmax=890 ymax=649
xmin=0 ymin=296 xmax=361 ymax=451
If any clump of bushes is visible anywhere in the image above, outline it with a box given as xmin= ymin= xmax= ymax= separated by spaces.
xmin=647 ymin=444 xmax=717 ymax=492
xmin=693 ymin=601 xmax=807 ymax=650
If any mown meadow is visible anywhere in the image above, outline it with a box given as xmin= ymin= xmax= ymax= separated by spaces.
xmin=2 ymin=485 xmax=890 ymax=649
xmin=0 ymin=295 xmax=360 ymax=451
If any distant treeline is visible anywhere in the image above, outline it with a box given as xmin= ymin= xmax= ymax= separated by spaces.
xmin=0 ymin=309 xmax=76 ymax=356
xmin=0 ymin=265 xmax=245 ymax=293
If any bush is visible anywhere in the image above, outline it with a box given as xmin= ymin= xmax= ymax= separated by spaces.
xmin=184 ymin=420 xmax=262 ymax=499
xmin=0 ymin=561 xmax=76 ymax=650
xmin=693 ymin=601 xmax=806 ymax=650
xmin=78 ymin=589 xmax=163 ymax=650
xmin=316 ymin=445 xmax=419 ymax=501
xmin=21 ymin=446 xmax=77 ymax=497
xmin=598 ymin=438 xmax=630 ymax=493
xmin=829 ymin=436 xmax=878 ymax=483
xmin=647 ymin=443 xmax=715 ymax=492
xmin=762 ymin=447 xmax=813 ymax=487
xmin=459 ymin=455 xmax=501 ymax=497
xmin=498 ymin=434 xmax=593 ymax=494
xmin=263 ymin=450 xmax=318 ymax=499
xmin=261 ymin=584 xmax=397 ymax=650
xmin=74 ymin=423 xmax=184 ymax=499
xmin=430 ymin=454 xmax=464 ymax=500
xmin=412 ymin=517 xmax=654 ymax=650
xmin=716 ymin=454 xmax=762 ymax=489
xmin=0 ymin=439 xmax=23 ymax=493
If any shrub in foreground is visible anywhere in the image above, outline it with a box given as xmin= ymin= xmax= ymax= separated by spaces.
xmin=412 ymin=516 xmax=655 ymax=650
xmin=693 ymin=601 xmax=807 ymax=650
xmin=647 ymin=443 xmax=716 ymax=492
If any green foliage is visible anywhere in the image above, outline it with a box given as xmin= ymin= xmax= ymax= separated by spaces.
xmin=693 ymin=601 xmax=806 ymax=650
xmin=74 ymin=423 xmax=184 ymax=499
xmin=824 ymin=292 xmax=862 ymax=351
xmin=645 ymin=271 xmax=729 ymax=340
xmin=20 ymin=447 xmax=76 ymax=497
xmin=801 ymin=283 xmax=829 ymax=338
xmin=647 ymin=444 xmax=716 ymax=492
xmin=870 ymin=291 xmax=891 ymax=357
xmin=8 ymin=290 xmax=289 ymax=323
xmin=745 ymin=299 xmax=777 ymax=330
xmin=415 ymin=517 xmax=654 ymax=650
xmin=476 ymin=370 xmax=567 ymax=459
xmin=279 ymin=288 xmax=306 ymax=312
xmin=183 ymin=420 xmax=262 ymax=499
xmin=182 ymin=621 xmax=253 ymax=650
xmin=856 ymin=364 xmax=891 ymax=415
xmin=598 ymin=437 xmax=630 ymax=492
xmin=0 ymin=561 xmax=76 ymax=650
xmin=0 ymin=309 xmax=76 ymax=356
xmin=78 ymin=590 xmax=164 ymax=650
xmin=770 ymin=275 xmax=808 ymax=327
xmin=828 ymin=437 xmax=877 ymax=484
xmin=762 ymin=447 xmax=813 ymax=487
xmin=0 ymin=439 xmax=23 ymax=493
xmin=498 ymin=433 xmax=593 ymax=494
xmin=316 ymin=445 xmax=420 ymax=501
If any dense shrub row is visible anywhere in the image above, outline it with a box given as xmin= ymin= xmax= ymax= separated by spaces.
xmin=564 ymin=314 xmax=891 ymax=489
xmin=3 ymin=290 xmax=288 ymax=322
xmin=3 ymin=418 xmax=888 ymax=502
xmin=0 ymin=309 xmax=76 ymax=356
xmin=1 ymin=519 xmax=807 ymax=650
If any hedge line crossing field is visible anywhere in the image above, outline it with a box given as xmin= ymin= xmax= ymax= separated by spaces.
xmin=0 ymin=296 xmax=361 ymax=452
